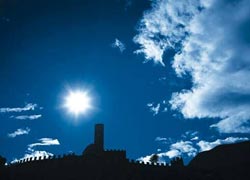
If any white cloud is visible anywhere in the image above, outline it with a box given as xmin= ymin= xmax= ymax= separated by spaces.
xmin=0 ymin=103 xmax=37 ymax=113
xmin=147 ymin=103 xmax=161 ymax=116
xmin=133 ymin=0 xmax=201 ymax=66
xmin=155 ymin=137 xmax=167 ymax=142
xmin=170 ymin=140 xmax=197 ymax=157
xmin=138 ymin=135 xmax=248 ymax=164
xmin=138 ymin=153 xmax=166 ymax=164
xmin=8 ymin=127 xmax=30 ymax=138
xmin=11 ymin=138 xmax=60 ymax=164
xmin=162 ymin=141 xmax=197 ymax=158
xmin=28 ymin=138 xmax=60 ymax=148
xmin=191 ymin=136 xmax=199 ymax=141
xmin=135 ymin=0 xmax=250 ymax=133
xmin=147 ymin=101 xmax=168 ymax=116
xmin=138 ymin=140 xmax=197 ymax=164
xmin=23 ymin=151 xmax=53 ymax=159
xmin=12 ymin=114 xmax=42 ymax=120
xmin=11 ymin=151 xmax=53 ymax=164
xmin=197 ymin=137 xmax=249 ymax=151
xmin=111 ymin=38 xmax=126 ymax=52
xmin=161 ymin=149 xmax=181 ymax=159
xmin=181 ymin=130 xmax=199 ymax=139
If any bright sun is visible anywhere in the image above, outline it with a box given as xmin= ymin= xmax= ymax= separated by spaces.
xmin=64 ymin=90 xmax=92 ymax=116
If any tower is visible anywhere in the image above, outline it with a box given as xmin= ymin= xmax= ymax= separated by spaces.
xmin=94 ymin=124 xmax=104 ymax=151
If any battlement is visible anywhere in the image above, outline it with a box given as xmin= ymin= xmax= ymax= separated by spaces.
xmin=9 ymin=153 xmax=77 ymax=166
xmin=105 ymin=149 xmax=126 ymax=153
xmin=129 ymin=159 xmax=169 ymax=167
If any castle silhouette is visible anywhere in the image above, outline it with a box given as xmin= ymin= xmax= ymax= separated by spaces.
xmin=0 ymin=124 xmax=250 ymax=180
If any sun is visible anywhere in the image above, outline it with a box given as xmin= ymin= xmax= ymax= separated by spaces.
xmin=64 ymin=90 xmax=92 ymax=116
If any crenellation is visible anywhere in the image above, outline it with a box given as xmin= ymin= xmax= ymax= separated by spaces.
xmin=2 ymin=124 xmax=187 ymax=180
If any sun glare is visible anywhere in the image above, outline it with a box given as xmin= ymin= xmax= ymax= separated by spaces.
xmin=64 ymin=90 xmax=92 ymax=116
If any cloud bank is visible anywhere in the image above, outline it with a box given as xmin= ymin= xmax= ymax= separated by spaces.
xmin=134 ymin=0 xmax=250 ymax=133
xmin=139 ymin=136 xmax=249 ymax=163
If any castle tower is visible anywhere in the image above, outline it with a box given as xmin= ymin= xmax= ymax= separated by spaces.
xmin=94 ymin=124 xmax=104 ymax=150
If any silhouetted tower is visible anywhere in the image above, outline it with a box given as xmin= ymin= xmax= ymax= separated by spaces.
xmin=94 ymin=124 xmax=104 ymax=150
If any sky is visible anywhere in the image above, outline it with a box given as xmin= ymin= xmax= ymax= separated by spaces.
xmin=0 ymin=0 xmax=250 ymax=164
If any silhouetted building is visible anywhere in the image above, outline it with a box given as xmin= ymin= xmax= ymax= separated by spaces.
xmin=94 ymin=124 xmax=104 ymax=150
xmin=0 ymin=124 xmax=249 ymax=180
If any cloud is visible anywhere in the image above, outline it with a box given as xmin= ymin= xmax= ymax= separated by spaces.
xmin=138 ymin=153 xmax=166 ymax=164
xmin=147 ymin=101 xmax=168 ymax=116
xmin=139 ymin=140 xmax=197 ymax=163
xmin=0 ymin=103 xmax=37 ymax=113
xmin=111 ymin=38 xmax=126 ymax=52
xmin=155 ymin=137 xmax=167 ymax=142
xmin=138 ymin=136 xmax=248 ymax=164
xmin=11 ymin=137 xmax=60 ymax=164
xmin=134 ymin=0 xmax=250 ymax=133
xmin=28 ymin=138 xmax=60 ymax=148
xmin=133 ymin=0 xmax=201 ymax=66
xmin=168 ymin=140 xmax=197 ymax=157
xmin=197 ymin=137 xmax=249 ymax=151
xmin=181 ymin=130 xmax=199 ymax=139
xmin=8 ymin=127 xmax=30 ymax=138
xmin=147 ymin=103 xmax=160 ymax=116
xmin=160 ymin=140 xmax=198 ymax=159
xmin=11 ymin=114 xmax=42 ymax=120
xmin=191 ymin=136 xmax=199 ymax=141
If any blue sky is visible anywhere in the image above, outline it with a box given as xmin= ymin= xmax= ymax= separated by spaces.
xmin=0 ymin=0 xmax=250 ymax=164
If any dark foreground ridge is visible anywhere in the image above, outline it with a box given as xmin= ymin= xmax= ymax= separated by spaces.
xmin=0 ymin=124 xmax=250 ymax=180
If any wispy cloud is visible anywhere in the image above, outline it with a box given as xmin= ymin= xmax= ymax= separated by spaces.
xmin=181 ymin=131 xmax=199 ymax=139
xmin=191 ymin=136 xmax=199 ymax=141
xmin=134 ymin=0 xmax=250 ymax=133
xmin=28 ymin=138 xmax=60 ymax=148
xmin=147 ymin=100 xmax=168 ymax=116
xmin=155 ymin=137 xmax=167 ymax=142
xmin=111 ymin=38 xmax=126 ymax=52
xmin=8 ymin=127 xmax=30 ymax=138
xmin=11 ymin=114 xmax=42 ymax=120
xmin=133 ymin=0 xmax=199 ymax=66
xmin=147 ymin=103 xmax=160 ymax=116
xmin=0 ymin=103 xmax=37 ymax=113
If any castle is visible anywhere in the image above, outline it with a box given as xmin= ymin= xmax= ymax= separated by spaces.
xmin=0 ymin=124 xmax=185 ymax=180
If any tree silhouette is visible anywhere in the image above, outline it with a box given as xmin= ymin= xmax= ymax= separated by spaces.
xmin=0 ymin=155 xmax=6 ymax=167
xmin=149 ymin=154 xmax=159 ymax=164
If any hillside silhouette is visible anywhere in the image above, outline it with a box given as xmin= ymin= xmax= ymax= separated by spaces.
xmin=0 ymin=124 xmax=249 ymax=180
xmin=187 ymin=141 xmax=250 ymax=180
